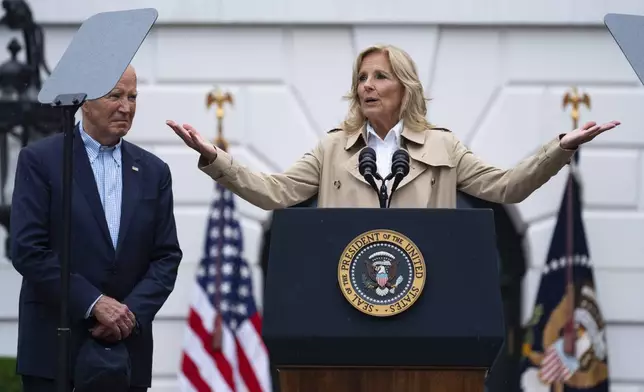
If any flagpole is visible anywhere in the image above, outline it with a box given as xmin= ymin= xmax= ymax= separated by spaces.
xmin=206 ymin=87 xmax=234 ymax=350
xmin=561 ymin=87 xmax=590 ymax=361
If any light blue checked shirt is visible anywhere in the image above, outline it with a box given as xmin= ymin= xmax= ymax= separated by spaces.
xmin=79 ymin=120 xmax=123 ymax=318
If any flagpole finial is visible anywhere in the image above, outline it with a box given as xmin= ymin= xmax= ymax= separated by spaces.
xmin=561 ymin=86 xmax=591 ymax=359
xmin=206 ymin=87 xmax=234 ymax=152
xmin=562 ymin=86 xmax=591 ymax=130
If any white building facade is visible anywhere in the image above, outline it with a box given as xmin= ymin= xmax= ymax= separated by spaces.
xmin=0 ymin=0 xmax=643 ymax=391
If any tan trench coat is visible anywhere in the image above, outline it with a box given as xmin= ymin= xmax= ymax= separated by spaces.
xmin=197 ymin=125 xmax=576 ymax=210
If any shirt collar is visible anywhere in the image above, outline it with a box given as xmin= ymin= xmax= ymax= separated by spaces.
xmin=79 ymin=119 xmax=122 ymax=165
xmin=366 ymin=120 xmax=403 ymax=144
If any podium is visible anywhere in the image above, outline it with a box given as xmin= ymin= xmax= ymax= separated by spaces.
xmin=262 ymin=208 xmax=505 ymax=392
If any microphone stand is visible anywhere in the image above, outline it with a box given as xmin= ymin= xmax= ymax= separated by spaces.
xmin=367 ymin=171 xmax=401 ymax=208
xmin=359 ymin=147 xmax=410 ymax=209
xmin=386 ymin=149 xmax=411 ymax=208
xmin=387 ymin=175 xmax=401 ymax=208
xmin=370 ymin=172 xmax=390 ymax=209
xmin=378 ymin=178 xmax=388 ymax=208
xmin=358 ymin=147 xmax=387 ymax=208
xmin=361 ymin=171 xmax=389 ymax=208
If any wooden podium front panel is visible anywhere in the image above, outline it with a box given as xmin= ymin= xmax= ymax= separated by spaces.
xmin=278 ymin=368 xmax=486 ymax=392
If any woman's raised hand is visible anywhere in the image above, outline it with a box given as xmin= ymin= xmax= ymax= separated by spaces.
xmin=166 ymin=120 xmax=217 ymax=161
xmin=559 ymin=120 xmax=621 ymax=150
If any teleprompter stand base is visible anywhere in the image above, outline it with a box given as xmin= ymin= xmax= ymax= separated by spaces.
xmin=278 ymin=367 xmax=486 ymax=392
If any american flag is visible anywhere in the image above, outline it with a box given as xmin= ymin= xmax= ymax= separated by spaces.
xmin=179 ymin=182 xmax=273 ymax=392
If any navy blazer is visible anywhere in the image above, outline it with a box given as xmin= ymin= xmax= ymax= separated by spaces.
xmin=10 ymin=125 xmax=183 ymax=387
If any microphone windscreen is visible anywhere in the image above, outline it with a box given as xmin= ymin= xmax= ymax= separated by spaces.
xmin=360 ymin=147 xmax=376 ymax=159
xmin=359 ymin=147 xmax=377 ymax=176
xmin=392 ymin=148 xmax=409 ymax=162
xmin=391 ymin=149 xmax=410 ymax=176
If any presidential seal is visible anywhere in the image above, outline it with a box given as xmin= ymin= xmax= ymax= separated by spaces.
xmin=337 ymin=229 xmax=426 ymax=317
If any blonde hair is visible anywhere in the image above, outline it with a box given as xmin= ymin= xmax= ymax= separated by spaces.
xmin=341 ymin=44 xmax=431 ymax=134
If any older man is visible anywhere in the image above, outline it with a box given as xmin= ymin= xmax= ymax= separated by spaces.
xmin=10 ymin=65 xmax=182 ymax=391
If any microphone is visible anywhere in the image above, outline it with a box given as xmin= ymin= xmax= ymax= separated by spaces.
xmin=358 ymin=147 xmax=380 ymax=193
xmin=387 ymin=149 xmax=410 ymax=208
xmin=359 ymin=147 xmax=388 ymax=208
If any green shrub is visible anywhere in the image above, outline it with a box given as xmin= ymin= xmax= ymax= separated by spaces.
xmin=0 ymin=357 xmax=20 ymax=392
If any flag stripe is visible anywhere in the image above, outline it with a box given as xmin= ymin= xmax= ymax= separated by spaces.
xmin=250 ymin=312 xmax=262 ymax=335
xmin=181 ymin=353 xmax=211 ymax=392
xmin=191 ymin=280 xmax=240 ymax=381
xmin=182 ymin=326 xmax=233 ymax=392
xmin=188 ymin=309 xmax=237 ymax=390
xmin=237 ymin=316 xmax=272 ymax=392
xmin=180 ymin=184 xmax=272 ymax=392
xmin=539 ymin=348 xmax=571 ymax=383
xmin=236 ymin=337 xmax=263 ymax=392
xmin=178 ymin=371 xmax=199 ymax=392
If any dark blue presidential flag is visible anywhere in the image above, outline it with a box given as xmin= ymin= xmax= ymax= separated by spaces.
xmin=519 ymin=153 xmax=609 ymax=392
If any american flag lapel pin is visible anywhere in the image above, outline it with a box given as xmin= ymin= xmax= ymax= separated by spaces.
xmin=132 ymin=166 xmax=139 ymax=172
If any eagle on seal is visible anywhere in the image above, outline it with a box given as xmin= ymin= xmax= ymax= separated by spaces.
xmin=362 ymin=251 xmax=404 ymax=296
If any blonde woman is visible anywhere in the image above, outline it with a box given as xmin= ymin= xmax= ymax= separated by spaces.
xmin=166 ymin=45 xmax=620 ymax=209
